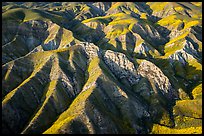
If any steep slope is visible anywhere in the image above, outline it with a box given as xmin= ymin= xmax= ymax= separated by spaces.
xmin=2 ymin=2 xmax=202 ymax=134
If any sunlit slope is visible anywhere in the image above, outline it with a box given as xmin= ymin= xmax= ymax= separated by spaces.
xmin=2 ymin=2 xmax=202 ymax=134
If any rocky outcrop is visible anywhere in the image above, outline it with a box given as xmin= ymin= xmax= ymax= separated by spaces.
xmin=137 ymin=60 xmax=177 ymax=100
xmin=134 ymin=43 xmax=151 ymax=57
xmin=103 ymin=50 xmax=140 ymax=86
xmin=168 ymin=39 xmax=201 ymax=76
xmin=81 ymin=42 xmax=100 ymax=60
xmin=92 ymin=2 xmax=112 ymax=12
xmin=2 ymin=2 xmax=202 ymax=134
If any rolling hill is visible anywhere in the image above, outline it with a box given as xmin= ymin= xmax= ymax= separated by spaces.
xmin=2 ymin=2 xmax=202 ymax=134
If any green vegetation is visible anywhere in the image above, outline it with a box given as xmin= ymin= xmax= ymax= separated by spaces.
xmin=2 ymin=2 xmax=202 ymax=134
xmin=174 ymin=116 xmax=202 ymax=129
xmin=166 ymin=31 xmax=189 ymax=45
xmin=44 ymin=56 xmax=102 ymax=133
xmin=82 ymin=15 xmax=112 ymax=25
xmin=164 ymin=40 xmax=185 ymax=57
xmin=192 ymin=84 xmax=202 ymax=99
xmin=173 ymin=99 xmax=202 ymax=118
xmin=147 ymin=2 xmax=169 ymax=12
xmin=191 ymin=2 xmax=202 ymax=7
xmin=44 ymin=87 xmax=93 ymax=133
xmin=2 ymin=8 xmax=64 ymax=25
xmin=107 ymin=2 xmax=140 ymax=14
xmin=151 ymin=124 xmax=202 ymax=134
xmin=3 ymin=51 xmax=52 ymax=105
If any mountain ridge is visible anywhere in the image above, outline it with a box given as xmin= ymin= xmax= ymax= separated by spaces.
xmin=2 ymin=2 xmax=202 ymax=134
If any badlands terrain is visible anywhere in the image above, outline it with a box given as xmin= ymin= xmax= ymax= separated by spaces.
xmin=2 ymin=2 xmax=202 ymax=134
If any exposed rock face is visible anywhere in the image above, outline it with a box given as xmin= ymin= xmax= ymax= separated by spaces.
xmin=134 ymin=43 xmax=151 ymax=57
xmin=137 ymin=60 xmax=177 ymax=100
xmin=103 ymin=50 xmax=140 ymax=86
xmin=81 ymin=42 xmax=100 ymax=60
xmin=169 ymin=50 xmax=195 ymax=65
xmin=183 ymin=40 xmax=200 ymax=58
xmin=93 ymin=2 xmax=112 ymax=12
xmin=2 ymin=2 xmax=202 ymax=134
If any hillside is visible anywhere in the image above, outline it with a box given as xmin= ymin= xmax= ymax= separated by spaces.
xmin=2 ymin=2 xmax=202 ymax=134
